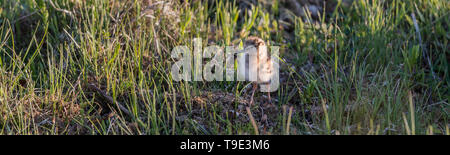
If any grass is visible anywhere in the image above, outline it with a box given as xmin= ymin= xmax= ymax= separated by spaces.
xmin=0 ymin=0 xmax=448 ymax=135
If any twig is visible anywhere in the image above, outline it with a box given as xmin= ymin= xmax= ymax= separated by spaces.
xmin=88 ymin=84 xmax=132 ymax=117
xmin=63 ymin=28 xmax=80 ymax=48
xmin=246 ymin=107 xmax=259 ymax=135
xmin=46 ymin=0 xmax=76 ymax=21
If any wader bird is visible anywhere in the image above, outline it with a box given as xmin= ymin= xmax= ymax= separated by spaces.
xmin=237 ymin=36 xmax=274 ymax=105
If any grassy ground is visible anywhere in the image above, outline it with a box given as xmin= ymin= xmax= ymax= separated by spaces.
xmin=0 ymin=0 xmax=448 ymax=135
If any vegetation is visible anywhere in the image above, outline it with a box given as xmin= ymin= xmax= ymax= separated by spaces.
xmin=0 ymin=0 xmax=448 ymax=135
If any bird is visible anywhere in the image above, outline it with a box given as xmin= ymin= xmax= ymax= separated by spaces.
xmin=237 ymin=36 xmax=274 ymax=105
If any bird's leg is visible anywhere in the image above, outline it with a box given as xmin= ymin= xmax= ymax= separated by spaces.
xmin=266 ymin=83 xmax=272 ymax=104
xmin=249 ymin=83 xmax=258 ymax=105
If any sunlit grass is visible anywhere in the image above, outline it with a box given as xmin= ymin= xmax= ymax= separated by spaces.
xmin=0 ymin=0 xmax=448 ymax=135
